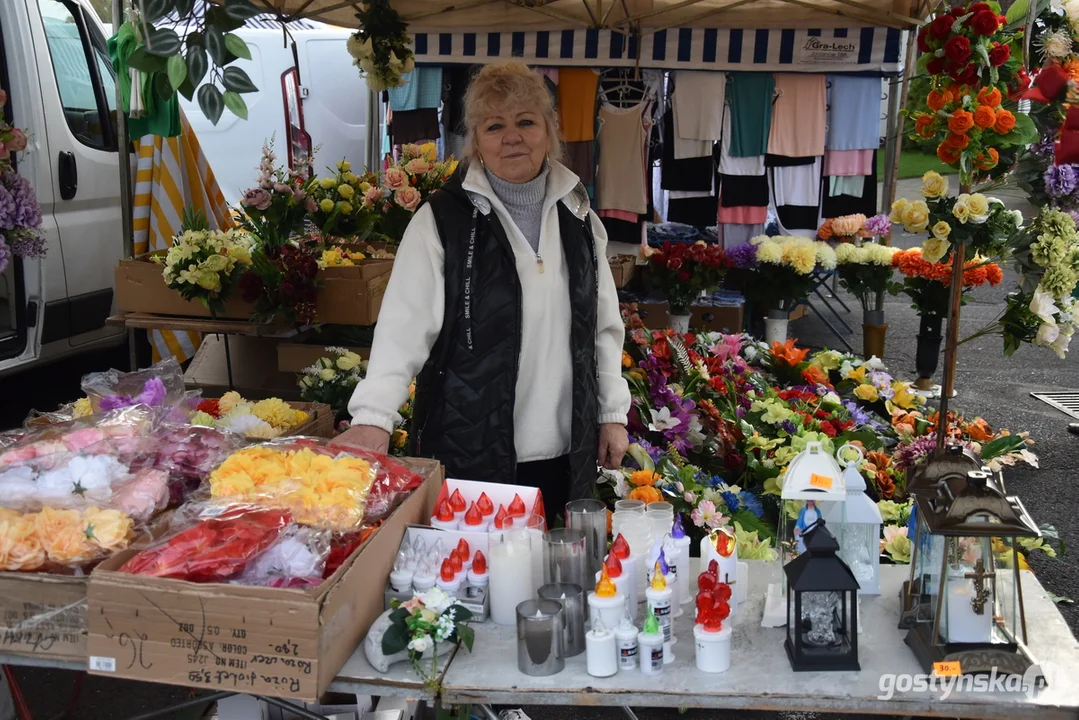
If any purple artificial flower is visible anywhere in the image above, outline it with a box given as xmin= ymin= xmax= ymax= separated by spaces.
xmin=1033 ymin=134 xmax=1057 ymax=158
xmin=9 ymin=232 xmax=46 ymax=259
xmin=779 ymin=419 xmax=798 ymax=435
xmin=4 ymin=172 xmax=41 ymax=228
xmin=726 ymin=242 xmax=759 ymax=269
xmin=842 ymin=400 xmax=871 ymax=427
xmin=99 ymin=394 xmax=136 ymax=411
xmin=241 ymin=187 xmax=272 ymax=211
xmin=0 ymin=237 xmax=9 ymax=275
xmin=865 ymin=214 xmax=891 ymax=238
xmin=1044 ymin=164 xmax=1079 ymax=200
xmin=0 ymin=184 xmax=16 ymax=230
xmin=134 ymin=377 xmax=167 ymax=406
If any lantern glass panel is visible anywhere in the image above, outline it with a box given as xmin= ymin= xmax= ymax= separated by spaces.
xmin=840 ymin=522 xmax=879 ymax=593
xmin=779 ymin=499 xmax=845 ymax=592
xmin=909 ymin=512 xmax=946 ymax=624
xmin=798 ymin=591 xmax=853 ymax=658
xmin=992 ymin=537 xmax=1021 ymax=645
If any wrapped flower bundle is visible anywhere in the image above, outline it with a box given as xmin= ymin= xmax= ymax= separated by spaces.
xmin=0 ymin=506 xmax=134 ymax=571
xmin=191 ymin=392 xmax=309 ymax=439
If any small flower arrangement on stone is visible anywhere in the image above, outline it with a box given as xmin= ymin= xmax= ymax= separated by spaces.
xmin=381 ymin=587 xmax=474 ymax=692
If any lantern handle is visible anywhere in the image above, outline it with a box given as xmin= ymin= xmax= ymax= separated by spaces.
xmin=836 ymin=443 xmax=865 ymax=469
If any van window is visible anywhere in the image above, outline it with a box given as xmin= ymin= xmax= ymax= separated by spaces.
xmin=39 ymin=0 xmax=117 ymax=150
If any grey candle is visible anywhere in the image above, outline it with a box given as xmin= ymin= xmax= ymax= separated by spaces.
xmin=543 ymin=528 xmax=588 ymax=596
xmin=566 ymin=499 xmax=607 ymax=585
xmin=516 ymin=599 xmax=565 ymax=676
xmin=538 ymin=582 xmax=586 ymax=657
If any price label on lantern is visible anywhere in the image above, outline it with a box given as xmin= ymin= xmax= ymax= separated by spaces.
xmin=933 ymin=661 xmax=963 ymax=677
xmin=809 ymin=474 xmax=833 ymax=490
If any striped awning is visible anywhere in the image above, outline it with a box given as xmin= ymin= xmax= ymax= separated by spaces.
xmin=412 ymin=26 xmax=904 ymax=74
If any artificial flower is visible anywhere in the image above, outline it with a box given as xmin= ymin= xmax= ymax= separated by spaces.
xmin=920 ymin=171 xmax=949 ymax=199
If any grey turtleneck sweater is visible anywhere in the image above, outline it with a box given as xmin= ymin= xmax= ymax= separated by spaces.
xmin=484 ymin=164 xmax=549 ymax=253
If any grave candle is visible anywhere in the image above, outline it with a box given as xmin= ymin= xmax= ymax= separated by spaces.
xmin=516 ymin=599 xmax=565 ymax=676
xmin=945 ymin=568 xmax=993 ymax=643
xmin=477 ymin=491 xmax=495 ymax=518
xmin=430 ymin=499 xmax=459 ymax=531
xmin=657 ymin=548 xmax=681 ymax=618
xmin=412 ymin=561 xmax=436 ymax=593
xmin=467 ymin=551 xmax=488 ymax=586
xmin=437 ymin=558 xmax=461 ymax=594
xmin=637 ymin=607 xmax=664 ymax=675
xmin=588 ymin=566 xmax=626 ymax=631
xmin=448 ymin=488 xmax=467 ymax=516
xmin=646 ymin=561 xmax=674 ymax=662
xmin=670 ymin=515 xmax=692 ymax=605
xmin=538 ymin=582 xmax=586 ymax=657
xmin=463 ymin=502 xmax=491 ymax=532
xmin=456 ymin=539 xmax=472 ymax=570
xmin=615 ymin=612 xmax=639 ymax=671
xmin=489 ymin=529 xmax=534 ymax=625
xmin=585 ymin=616 xmax=618 ymax=678
xmin=389 ymin=550 xmax=413 ymax=593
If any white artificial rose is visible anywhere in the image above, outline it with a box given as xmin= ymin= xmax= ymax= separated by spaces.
xmin=1029 ymin=290 xmax=1060 ymax=325
xmin=1036 ymin=321 xmax=1061 ymax=346
xmin=407 ymin=635 xmax=432 ymax=653
xmin=419 ymin=587 xmax=454 ymax=613
xmin=1011 ymin=210 xmax=1025 ymax=228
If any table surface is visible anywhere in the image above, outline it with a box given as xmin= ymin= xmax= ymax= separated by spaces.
xmin=440 ymin=562 xmax=1079 ymax=719
xmin=4 ymin=563 xmax=1078 ymax=717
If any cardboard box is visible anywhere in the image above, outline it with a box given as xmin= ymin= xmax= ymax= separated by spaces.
xmin=0 ymin=572 xmax=87 ymax=662
xmin=285 ymin=402 xmax=335 ymax=439
xmin=691 ymin=303 xmax=745 ymax=334
xmin=186 ymin=336 xmax=302 ymax=400
xmin=608 ymin=255 xmax=636 ymax=288
xmin=115 ymin=253 xmax=392 ymax=326
xmin=277 ymin=340 xmax=370 ymax=374
xmin=86 ymin=459 xmax=445 ymax=701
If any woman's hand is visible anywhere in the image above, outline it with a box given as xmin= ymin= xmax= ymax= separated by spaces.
xmin=597 ymin=423 xmax=629 ymax=470
xmin=330 ymin=425 xmax=391 ymax=455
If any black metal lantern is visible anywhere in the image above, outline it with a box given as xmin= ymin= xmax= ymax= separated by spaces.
xmin=784 ymin=520 xmax=860 ymax=671
xmin=901 ymin=467 xmax=1042 ymax=680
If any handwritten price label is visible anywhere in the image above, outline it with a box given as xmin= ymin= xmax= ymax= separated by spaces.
xmin=809 ymin=474 xmax=833 ymax=490
xmin=933 ymin=661 xmax=962 ymax=677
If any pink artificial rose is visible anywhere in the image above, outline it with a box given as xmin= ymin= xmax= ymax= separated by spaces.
xmin=404 ymin=158 xmax=431 ymax=175
xmin=394 ymin=187 xmax=421 ymax=212
xmin=362 ymin=186 xmax=385 ymax=207
xmin=383 ymin=167 xmax=408 ymax=191
xmin=273 ymin=183 xmax=293 ymax=196
xmin=63 ymin=428 xmax=107 ymax=452
xmin=0 ymin=445 xmax=39 ymax=464
xmin=7 ymin=129 xmax=26 ymax=152
xmin=305 ymin=196 xmax=318 ymax=213
xmin=293 ymin=187 xmax=307 ymax=202
xmin=0 ymin=89 xmax=7 ymax=107
xmin=401 ymin=597 xmax=423 ymax=612
xmin=241 ymin=188 xmax=272 ymax=211
xmin=112 ymin=468 xmax=169 ymax=523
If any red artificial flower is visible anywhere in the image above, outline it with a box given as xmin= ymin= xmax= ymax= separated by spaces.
xmin=929 ymin=14 xmax=953 ymax=40
xmin=967 ymin=2 xmax=991 ymax=13
xmin=944 ymin=35 xmax=972 ymax=65
xmin=968 ymin=9 xmax=1000 ymax=37
xmin=917 ymin=26 xmax=931 ymax=53
xmin=837 ymin=419 xmax=855 ymax=432
xmin=819 ymin=421 xmax=838 ymax=438
xmin=927 ymin=56 xmax=946 ymax=76
xmin=988 ymin=42 xmax=1011 ymax=67
xmin=678 ymin=268 xmax=692 ymax=281
xmin=196 ymin=398 xmax=221 ymax=418
xmin=709 ymin=375 xmax=730 ymax=395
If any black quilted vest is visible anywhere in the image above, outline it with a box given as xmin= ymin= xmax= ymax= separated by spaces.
xmin=410 ymin=171 xmax=600 ymax=500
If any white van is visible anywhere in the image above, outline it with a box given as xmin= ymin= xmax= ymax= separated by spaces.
xmin=0 ymin=0 xmax=127 ymax=377
xmin=176 ymin=23 xmax=374 ymax=205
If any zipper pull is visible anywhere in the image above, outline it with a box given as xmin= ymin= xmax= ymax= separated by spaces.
xmin=537 ymin=254 xmax=544 ymax=273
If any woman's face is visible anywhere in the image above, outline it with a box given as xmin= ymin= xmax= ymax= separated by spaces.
xmin=475 ymin=105 xmax=549 ymax=184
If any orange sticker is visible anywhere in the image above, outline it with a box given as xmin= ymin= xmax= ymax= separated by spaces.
xmin=933 ymin=661 xmax=962 ymax=677
xmin=809 ymin=473 xmax=833 ymax=490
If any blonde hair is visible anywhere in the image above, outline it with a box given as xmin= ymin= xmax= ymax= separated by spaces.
xmin=462 ymin=61 xmax=563 ymax=164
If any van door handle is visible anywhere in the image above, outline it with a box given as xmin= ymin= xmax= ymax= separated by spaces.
xmin=58 ymin=151 xmax=77 ymax=200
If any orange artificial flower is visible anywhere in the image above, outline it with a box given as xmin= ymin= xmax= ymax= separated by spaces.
xmin=771 ymin=338 xmax=810 ymax=366
xmin=629 ymin=469 xmax=660 ymax=487
xmin=817 ymin=219 xmax=835 ymax=240
xmin=973 ymin=105 xmax=996 ymax=130
xmin=627 ymin=486 xmax=663 ymax=504
xmin=976 ymin=87 xmax=1002 ymax=108
xmin=975 ymin=147 xmax=1000 ymax=171
xmin=926 ymin=89 xmax=947 ymax=111
xmin=1065 ymin=58 xmax=1079 ymax=85
xmin=964 ymin=418 xmax=993 ymax=442
xmin=867 ymin=450 xmax=892 ymax=471
xmin=622 ymin=350 xmax=633 ymax=368
xmin=993 ymin=109 xmax=1016 ymax=134
xmin=937 ymin=142 xmax=962 ymax=164
xmin=947 ymin=109 xmax=975 ymax=135
xmin=802 ymin=365 xmax=829 ymax=386
xmin=876 ymin=471 xmax=896 ymax=499
xmin=914 ymin=114 xmax=936 ymax=138
xmin=985 ymin=262 xmax=1004 ymax=285
xmin=945 ymin=132 xmax=970 ymax=150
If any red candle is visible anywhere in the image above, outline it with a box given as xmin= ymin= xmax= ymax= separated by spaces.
xmin=449 ymin=489 xmax=466 ymax=513
xmin=464 ymin=502 xmax=483 ymax=527
xmin=450 ymin=550 xmax=463 ymax=573
xmin=610 ymin=533 xmax=631 ymax=560
xmin=477 ymin=492 xmax=494 ymax=516
xmin=435 ymin=499 xmax=455 ymax=522
xmin=604 ymin=553 xmax=623 ymax=579
xmin=493 ymin=505 xmax=510 ymax=529
xmin=507 ymin=493 xmax=526 ymax=517
xmin=440 ymin=558 xmax=455 ymax=582
xmin=472 ymin=550 xmax=487 ymax=574
xmin=455 ymin=538 xmax=470 ymax=558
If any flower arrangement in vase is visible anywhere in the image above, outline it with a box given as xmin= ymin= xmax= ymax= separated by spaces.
xmin=239 ymin=242 xmax=322 ymax=325
xmin=347 ymin=0 xmax=415 ymax=93
xmin=160 ymin=228 xmax=254 ymax=315
xmin=0 ymin=85 xmax=47 ymax=273
xmin=299 ymin=347 xmax=368 ymax=420
xmin=835 ymin=241 xmax=899 ymax=359
xmin=646 ymin=241 xmax=729 ymax=332
xmin=239 ymin=140 xmax=314 ymax=248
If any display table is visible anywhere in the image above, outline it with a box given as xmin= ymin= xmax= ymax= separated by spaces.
xmin=440 ymin=562 xmax=1079 ymax=719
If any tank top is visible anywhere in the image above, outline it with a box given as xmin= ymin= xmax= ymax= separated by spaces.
xmin=597 ymin=103 xmax=648 ymax=215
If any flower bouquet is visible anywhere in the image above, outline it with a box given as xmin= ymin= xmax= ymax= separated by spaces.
xmin=160 ymin=228 xmax=255 ymax=315
xmin=308 ymin=160 xmax=378 ymax=240
xmin=240 ymin=241 xmax=322 ymax=325
xmin=835 ymin=242 xmax=899 ymax=318
xmin=891 ymin=247 xmax=1004 ymax=316
xmin=0 ymin=85 xmax=47 ymax=274
xmin=239 ymin=141 xmax=314 ymax=247
xmin=374 ymin=144 xmax=459 ymax=245
xmin=191 ymin=392 xmax=310 ymax=439
xmin=81 ymin=358 xmax=190 ymax=415
xmin=347 ymin=0 xmax=415 ymax=93
xmin=0 ymin=506 xmax=134 ymax=572
xmin=646 ymin=241 xmax=728 ymax=327
xmin=299 ymin=347 xmax=367 ymax=419
xmin=380 ymin=587 xmax=474 ymax=691
xmin=817 ymin=214 xmax=868 ymax=242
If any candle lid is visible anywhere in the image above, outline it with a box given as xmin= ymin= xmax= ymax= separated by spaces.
xmin=393 ymin=549 xmax=408 ymax=571
xmin=657 ymin=548 xmax=670 ymax=575
xmin=464 ymin=501 xmax=483 ymax=526
xmin=456 ymin=538 xmax=470 ymax=557
xmin=449 ymin=550 xmax=463 ymax=573
xmin=471 ymin=550 xmax=487 ymax=574
xmin=508 ymin=493 xmax=526 ymax=516
xmin=595 ymin=566 xmax=617 ymax=597
xmin=591 ymin=616 xmax=609 ymax=637
xmin=477 ymin=492 xmax=495 ymax=516
xmin=493 ymin=505 xmax=510 ymax=529
xmin=643 ymin=607 xmax=660 ymax=635
xmin=611 ymin=534 xmax=630 ymax=560
xmin=618 ymin=612 xmax=637 ymax=634
xmin=672 ymin=514 xmax=686 ymax=539
xmin=650 ymin=562 xmax=667 ymax=590
xmin=603 ymin=553 xmax=623 ymax=579
xmin=435 ymin=499 xmax=455 ymax=522
xmin=440 ymin=558 xmax=455 ymax=582
xmin=449 ymin=488 xmax=467 ymax=512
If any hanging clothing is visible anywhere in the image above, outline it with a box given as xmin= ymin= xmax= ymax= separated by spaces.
xmin=392 ymin=108 xmax=441 ymax=145
xmin=558 ymin=68 xmax=600 ymax=142
xmin=108 ymin=23 xmax=181 ymax=138
xmin=768 ymin=74 xmax=827 ymax=158
xmin=826 ymin=75 xmax=883 ymax=151
xmin=719 ymin=106 xmax=764 ymax=176
xmin=771 ymin=157 xmax=822 ymax=237
xmin=387 ymin=67 xmax=443 ymax=112
xmin=445 ymin=132 xmax=468 ymax=161
xmin=667 ymin=197 xmax=718 ymax=227
xmin=671 ymin=71 xmax=726 ymax=141
xmin=728 ymin=73 xmax=774 ymax=157
xmin=822 ymin=151 xmax=878 ymax=217
xmin=597 ymin=103 xmax=648 ymax=214
xmin=720 ymin=174 xmax=769 ymax=207
xmin=671 ymin=96 xmax=713 ymax=160
xmin=717 ymin=223 xmax=765 ymax=248
xmin=442 ymin=65 xmax=479 ymax=136
xmin=660 ymin=108 xmax=714 ymax=192
xmin=717 ymin=205 xmax=767 ymax=225
xmin=765 ymin=154 xmax=816 ymax=167
xmin=823 ymin=149 xmax=874 ymax=176
xmin=564 ymin=141 xmax=595 ymax=192
xmin=829 ymin=175 xmax=866 ymax=197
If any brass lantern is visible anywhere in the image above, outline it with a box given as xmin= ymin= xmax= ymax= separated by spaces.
xmin=901 ymin=467 xmax=1042 ymax=679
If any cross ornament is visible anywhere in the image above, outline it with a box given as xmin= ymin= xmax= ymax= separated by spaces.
xmin=965 ymin=559 xmax=995 ymax=615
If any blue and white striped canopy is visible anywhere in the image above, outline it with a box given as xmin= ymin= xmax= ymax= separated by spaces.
xmin=412 ymin=26 xmax=904 ymax=75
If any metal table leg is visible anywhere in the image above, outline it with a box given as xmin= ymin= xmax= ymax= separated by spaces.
xmin=806 ymin=301 xmax=854 ymax=352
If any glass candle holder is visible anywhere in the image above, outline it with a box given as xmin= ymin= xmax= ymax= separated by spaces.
xmin=538 ymin=582 xmax=586 ymax=657
xmin=523 ymin=513 xmax=547 ymax=598
xmin=615 ymin=499 xmax=646 ymax=515
xmin=566 ymin=499 xmax=607 ymax=584
xmin=516 ymin=599 xmax=565 ymax=676
xmin=543 ymin=528 xmax=589 ymax=593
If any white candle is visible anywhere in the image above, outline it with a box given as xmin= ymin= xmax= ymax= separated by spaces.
xmin=489 ymin=532 xmax=534 ymax=626
xmin=646 ymin=576 xmax=674 ymax=662
xmin=615 ymin=615 xmax=639 ymax=671
xmin=389 ymin=568 xmax=413 ymax=593
xmin=945 ymin=572 xmax=993 ymax=643
xmin=637 ymin=629 xmax=664 ymax=675
xmin=588 ymin=591 xmax=626 ymax=631
xmin=693 ymin=624 xmax=732 ymax=673
xmin=412 ymin=568 xmax=435 ymax=593
xmin=430 ymin=516 xmax=459 ymax=531
xmin=585 ymin=619 xmax=618 ymax=678
xmin=437 ymin=576 xmax=462 ymax=594
xmin=528 ymin=527 xmax=545 ymax=595
xmin=700 ymin=535 xmax=740 ymax=617
xmin=665 ymin=539 xmax=690 ymax=607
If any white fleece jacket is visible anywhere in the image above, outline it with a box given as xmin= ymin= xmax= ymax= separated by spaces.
xmin=347 ymin=160 xmax=631 ymax=463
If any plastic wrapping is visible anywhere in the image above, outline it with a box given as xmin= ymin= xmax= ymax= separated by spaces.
xmin=0 ymin=505 xmax=136 ymax=572
xmin=232 ymin=525 xmax=331 ymax=588
xmin=0 ymin=406 xmax=157 ymax=468
xmin=140 ymin=423 xmax=246 ymax=506
xmin=117 ymin=505 xmax=293 ymax=582
xmin=343 ymin=449 xmax=425 ymax=524
xmin=206 ymin=438 xmax=386 ymax=531
xmin=81 ymin=358 xmax=188 ymax=413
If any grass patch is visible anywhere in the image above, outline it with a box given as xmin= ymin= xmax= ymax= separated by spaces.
xmin=876 ymin=150 xmax=955 ymax=180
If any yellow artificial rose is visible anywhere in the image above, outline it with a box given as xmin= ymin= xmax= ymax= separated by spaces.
xmin=319 ymin=177 xmax=335 ymax=189
xmin=421 ymin=142 xmax=438 ymax=162
xmin=338 ymin=184 xmax=355 ymax=200
xmin=42 ymin=525 xmax=98 ymax=566
xmin=201 ymin=254 xmax=228 ymax=272
xmin=320 ymin=367 xmax=337 ymax=382
xmin=966 ymin=193 xmax=990 ymax=222
xmin=900 ymin=201 xmax=930 ymax=233
xmin=338 ymin=160 xmax=352 ymax=172
xmin=5 ymin=517 xmax=44 ymax=571
xmin=338 ymin=201 xmax=353 ymax=215
xmin=854 ymin=384 xmax=879 ymax=402
xmin=344 ymin=172 xmax=359 ymax=184
xmin=931 ymin=221 xmax=951 ymax=239
xmin=336 ymin=353 xmax=361 ymax=371
xmin=920 ymin=171 xmax=949 ymax=199
xmin=71 ymin=397 xmax=93 ymax=419
xmin=952 ymin=200 xmax=971 ymax=224
xmin=889 ymin=198 xmax=911 ymax=223
xmin=82 ymin=508 xmax=134 ymax=551
xmin=34 ymin=507 xmax=82 ymax=542
xmin=922 ymin=236 xmax=951 ymax=264
xmin=319 ymin=198 xmax=335 ymax=213
xmin=359 ymin=182 xmax=372 ymax=193
xmin=227 ymin=244 xmax=252 ymax=265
